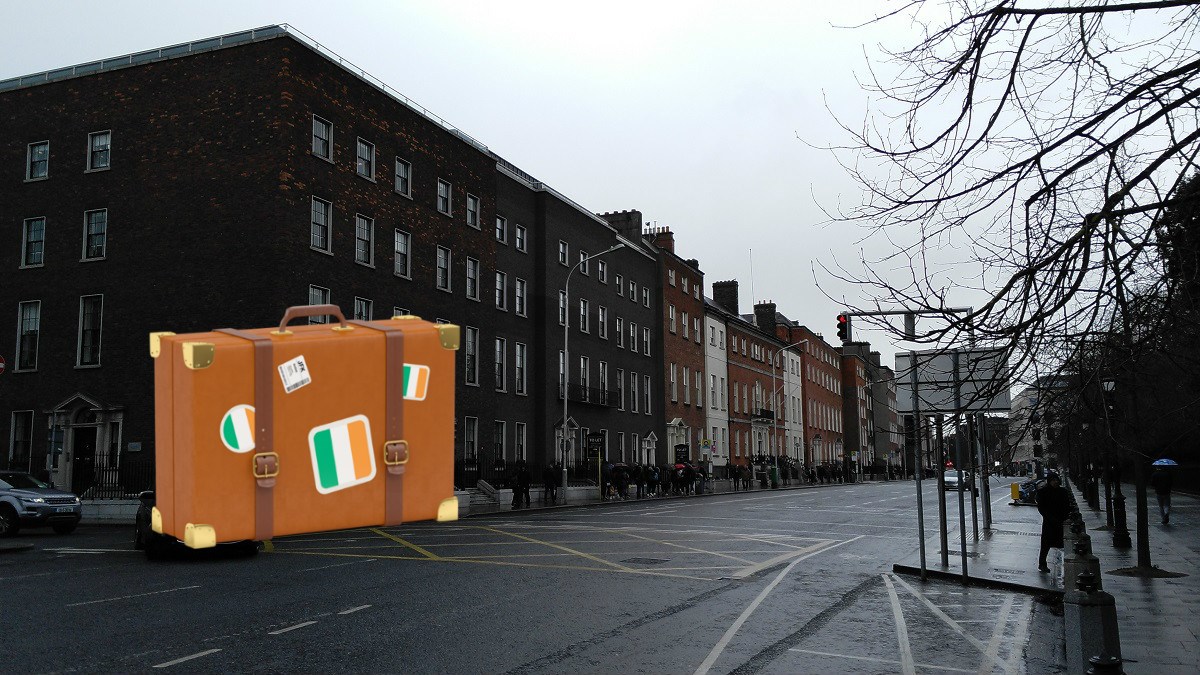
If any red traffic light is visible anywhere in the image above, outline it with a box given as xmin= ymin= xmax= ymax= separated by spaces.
xmin=836 ymin=313 xmax=850 ymax=342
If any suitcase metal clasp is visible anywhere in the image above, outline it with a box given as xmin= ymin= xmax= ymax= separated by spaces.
xmin=253 ymin=452 xmax=280 ymax=484
xmin=384 ymin=440 xmax=409 ymax=474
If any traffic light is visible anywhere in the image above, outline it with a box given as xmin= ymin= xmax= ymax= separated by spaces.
xmin=836 ymin=313 xmax=851 ymax=342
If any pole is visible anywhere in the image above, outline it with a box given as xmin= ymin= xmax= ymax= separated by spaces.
xmin=937 ymin=414 xmax=949 ymax=567
xmin=969 ymin=415 xmax=979 ymax=540
xmin=979 ymin=412 xmax=992 ymax=529
xmin=954 ymin=351 xmax=968 ymax=584
xmin=560 ymin=243 xmax=625 ymax=504
xmin=910 ymin=350 xmax=926 ymax=580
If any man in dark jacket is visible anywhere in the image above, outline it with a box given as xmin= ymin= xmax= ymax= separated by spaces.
xmin=1036 ymin=473 xmax=1071 ymax=572
xmin=1151 ymin=466 xmax=1173 ymax=524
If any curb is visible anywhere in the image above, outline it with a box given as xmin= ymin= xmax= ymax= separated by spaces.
xmin=891 ymin=562 xmax=1063 ymax=597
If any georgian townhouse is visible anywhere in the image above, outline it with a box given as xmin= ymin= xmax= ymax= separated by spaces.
xmin=703 ymin=305 xmax=732 ymax=476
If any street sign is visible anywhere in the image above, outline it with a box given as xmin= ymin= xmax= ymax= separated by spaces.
xmin=895 ymin=348 xmax=1010 ymax=413
xmin=674 ymin=444 xmax=689 ymax=463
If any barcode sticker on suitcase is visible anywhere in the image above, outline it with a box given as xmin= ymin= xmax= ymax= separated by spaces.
xmin=278 ymin=355 xmax=312 ymax=393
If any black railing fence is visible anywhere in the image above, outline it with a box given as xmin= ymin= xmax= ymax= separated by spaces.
xmin=74 ymin=462 xmax=156 ymax=499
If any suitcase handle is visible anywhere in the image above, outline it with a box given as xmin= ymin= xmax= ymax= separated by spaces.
xmin=278 ymin=304 xmax=349 ymax=332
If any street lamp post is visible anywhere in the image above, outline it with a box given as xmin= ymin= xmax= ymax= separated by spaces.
xmin=560 ymin=242 xmax=625 ymax=504
xmin=770 ymin=339 xmax=809 ymax=488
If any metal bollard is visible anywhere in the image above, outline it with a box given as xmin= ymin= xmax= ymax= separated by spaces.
xmin=1063 ymin=537 xmax=1102 ymax=593
xmin=1064 ymin=572 xmax=1121 ymax=675
xmin=1086 ymin=654 xmax=1124 ymax=674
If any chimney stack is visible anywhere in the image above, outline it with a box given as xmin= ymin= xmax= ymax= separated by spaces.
xmin=713 ymin=280 xmax=739 ymax=315
xmin=597 ymin=209 xmax=643 ymax=242
xmin=754 ymin=301 xmax=778 ymax=335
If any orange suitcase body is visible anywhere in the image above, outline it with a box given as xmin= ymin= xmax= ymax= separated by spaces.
xmin=150 ymin=305 xmax=459 ymax=548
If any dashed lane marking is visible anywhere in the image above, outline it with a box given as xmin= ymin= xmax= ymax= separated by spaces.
xmin=268 ymin=621 xmax=317 ymax=635
xmin=787 ymin=649 xmax=973 ymax=674
xmin=68 ymin=585 xmax=200 ymax=608
xmin=152 ymin=649 xmax=222 ymax=669
xmin=882 ymin=573 xmax=916 ymax=675
xmin=297 ymin=559 xmax=377 ymax=572
xmin=338 ymin=604 xmax=371 ymax=615
xmin=732 ymin=541 xmax=834 ymax=579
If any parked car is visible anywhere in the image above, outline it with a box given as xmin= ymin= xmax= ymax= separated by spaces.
xmin=134 ymin=490 xmax=257 ymax=559
xmin=0 ymin=471 xmax=82 ymax=536
xmin=943 ymin=470 xmax=977 ymax=493
xmin=1017 ymin=477 xmax=1047 ymax=505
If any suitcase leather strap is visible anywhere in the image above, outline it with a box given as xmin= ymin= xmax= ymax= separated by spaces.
xmin=215 ymin=328 xmax=276 ymax=542
xmin=350 ymin=320 xmax=406 ymax=526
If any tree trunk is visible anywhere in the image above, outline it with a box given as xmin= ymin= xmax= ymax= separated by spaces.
xmin=1134 ymin=458 xmax=1152 ymax=568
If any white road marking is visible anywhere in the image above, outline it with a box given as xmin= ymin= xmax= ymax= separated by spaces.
xmin=1005 ymin=597 xmax=1033 ymax=673
xmin=338 ymin=604 xmax=371 ymax=615
xmin=889 ymin=574 xmax=1013 ymax=675
xmin=693 ymin=536 xmax=865 ymax=675
xmin=268 ymin=621 xmax=317 ymax=635
xmin=297 ymin=559 xmax=377 ymax=572
xmin=882 ymin=574 xmax=916 ymax=675
xmin=152 ymin=648 xmax=221 ymax=668
xmin=43 ymin=548 xmax=137 ymax=553
xmin=732 ymin=541 xmax=834 ymax=579
xmin=68 ymin=585 xmax=200 ymax=607
xmin=788 ymin=649 xmax=974 ymax=673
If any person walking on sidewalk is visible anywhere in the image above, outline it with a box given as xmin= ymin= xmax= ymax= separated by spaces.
xmin=1151 ymin=465 xmax=1174 ymax=524
xmin=1036 ymin=472 xmax=1070 ymax=572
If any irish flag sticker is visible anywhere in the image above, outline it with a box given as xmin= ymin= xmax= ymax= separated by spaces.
xmin=402 ymin=364 xmax=431 ymax=401
xmin=308 ymin=415 xmax=377 ymax=494
xmin=220 ymin=405 xmax=256 ymax=453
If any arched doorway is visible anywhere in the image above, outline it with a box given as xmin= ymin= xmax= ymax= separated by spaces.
xmin=45 ymin=394 xmax=123 ymax=496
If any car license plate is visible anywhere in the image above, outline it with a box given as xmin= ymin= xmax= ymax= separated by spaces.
xmin=56 ymin=506 xmax=74 ymax=513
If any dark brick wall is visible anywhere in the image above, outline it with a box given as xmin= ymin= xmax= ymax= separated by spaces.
xmin=649 ymin=233 xmax=706 ymax=462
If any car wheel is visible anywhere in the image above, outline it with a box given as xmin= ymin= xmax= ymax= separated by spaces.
xmin=53 ymin=523 xmax=77 ymax=535
xmin=0 ymin=505 xmax=19 ymax=537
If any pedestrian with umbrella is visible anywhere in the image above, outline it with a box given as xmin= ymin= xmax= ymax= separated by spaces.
xmin=1151 ymin=459 xmax=1177 ymax=524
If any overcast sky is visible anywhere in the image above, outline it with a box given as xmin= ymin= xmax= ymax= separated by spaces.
xmin=3 ymin=0 xmax=921 ymax=362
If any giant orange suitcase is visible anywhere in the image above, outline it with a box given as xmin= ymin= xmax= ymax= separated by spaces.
xmin=150 ymin=305 xmax=459 ymax=548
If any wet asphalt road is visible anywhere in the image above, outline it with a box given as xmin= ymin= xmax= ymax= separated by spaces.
xmin=2 ymin=479 xmax=1063 ymax=674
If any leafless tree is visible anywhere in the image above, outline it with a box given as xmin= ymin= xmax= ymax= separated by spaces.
xmin=830 ymin=1 xmax=1200 ymax=571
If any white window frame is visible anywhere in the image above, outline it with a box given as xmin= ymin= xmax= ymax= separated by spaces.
xmin=683 ymin=366 xmax=690 ymax=404
xmin=496 ymin=271 xmax=508 ymax=310
xmin=464 ymin=416 xmax=479 ymax=458
xmin=558 ymin=291 xmax=567 ymax=325
xmin=579 ymin=299 xmax=589 ymax=333
xmin=354 ymin=214 xmax=375 ymax=266
xmin=307 ymin=286 xmax=330 ymax=323
xmin=597 ymin=260 xmax=608 ymax=283
xmin=630 ymin=371 xmax=639 ymax=413
xmin=642 ymin=287 xmax=650 ymax=307
xmin=73 ymin=293 xmax=106 ymax=369
xmin=628 ymin=280 xmax=636 ymax=301
xmin=437 ymin=179 xmax=453 ymax=215
xmin=353 ymin=297 xmax=373 ymax=321
xmin=558 ymin=240 xmax=568 ymax=265
xmin=21 ymin=217 xmax=46 ymax=268
xmin=515 ymin=422 xmax=527 ymax=460
xmin=644 ymin=375 xmax=652 ymax=414
xmin=630 ymin=322 xmax=637 ymax=352
xmin=495 ymin=215 xmax=508 ymax=243
xmin=312 ymin=116 xmax=333 ymax=161
xmin=579 ymin=250 xmax=589 ymax=275
xmin=87 ymin=130 xmax=111 ymax=171
xmin=515 ymin=278 xmax=527 ymax=317
xmin=494 ymin=337 xmax=507 ymax=391
xmin=616 ymin=317 xmax=624 ymax=347
xmin=598 ymin=306 xmax=608 ymax=339
xmin=8 ymin=410 xmax=35 ymax=467
xmin=26 ymin=141 xmax=49 ymax=180
xmin=394 ymin=229 xmax=412 ymax=278
xmin=356 ymin=138 xmax=375 ymax=180
xmin=669 ymin=305 xmax=676 ymax=333
xmin=642 ymin=327 xmax=650 ymax=356
xmin=669 ymin=269 xmax=676 ymax=286
xmin=464 ymin=326 xmax=479 ymax=386
xmin=515 ymin=224 xmax=527 ymax=252
xmin=394 ymin=157 xmax=412 ymax=196
xmin=82 ymin=209 xmax=107 ymax=261
xmin=617 ymin=368 xmax=625 ymax=409
xmin=310 ymin=197 xmax=333 ymax=253
xmin=615 ymin=274 xmax=624 ymax=296
xmin=515 ymin=342 xmax=527 ymax=395
xmin=466 ymin=193 xmax=481 ymax=229
xmin=466 ymin=257 xmax=481 ymax=300
xmin=671 ymin=364 xmax=678 ymax=403
xmin=495 ymin=420 xmax=507 ymax=460
xmin=681 ymin=311 xmax=689 ymax=339
xmin=436 ymin=246 xmax=452 ymax=291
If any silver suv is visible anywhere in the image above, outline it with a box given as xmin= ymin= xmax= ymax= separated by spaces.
xmin=0 ymin=471 xmax=83 ymax=536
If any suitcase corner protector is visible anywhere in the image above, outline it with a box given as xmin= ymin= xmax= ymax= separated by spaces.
xmin=436 ymin=496 xmax=460 ymax=522
xmin=184 ymin=523 xmax=218 ymax=549
xmin=149 ymin=331 xmax=176 ymax=358
xmin=151 ymin=506 xmax=163 ymax=534
xmin=437 ymin=324 xmax=460 ymax=351
xmin=182 ymin=342 xmax=216 ymax=369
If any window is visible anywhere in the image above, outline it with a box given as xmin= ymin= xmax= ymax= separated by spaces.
xmin=495 ymin=421 xmax=507 ymax=459
xmin=642 ymin=327 xmax=650 ymax=356
xmin=631 ymin=372 xmax=639 ymax=413
xmin=579 ymin=250 xmax=589 ymax=275
xmin=580 ymin=356 xmax=590 ymax=394
xmin=598 ymin=306 xmax=608 ymax=338
xmin=72 ymin=295 xmax=104 ymax=367
xmin=356 ymin=139 xmax=375 ymax=179
xmin=436 ymin=246 xmax=451 ymax=291
xmin=355 ymin=215 xmax=374 ymax=265
xmin=669 ymin=269 xmax=676 ymax=286
xmin=630 ymin=322 xmax=637 ymax=352
xmin=599 ymin=362 xmax=609 ymax=402
xmin=617 ymin=432 xmax=625 ymax=461
xmin=615 ymin=274 xmax=624 ymax=296
xmin=495 ymin=216 xmax=507 ymax=243
xmin=617 ymin=369 xmax=625 ymax=409
xmin=579 ymin=299 xmax=589 ymax=333
xmin=694 ymin=317 xmax=701 ymax=343
xmin=394 ymin=230 xmax=411 ymax=278
xmin=682 ymin=278 xmax=689 ymax=294
xmin=515 ymin=343 xmax=527 ymax=395
xmin=721 ymin=377 xmax=727 ymax=409
xmin=669 ymin=305 xmax=676 ymax=333
xmin=394 ymin=158 xmax=412 ymax=195
xmin=87 ymin=131 xmax=111 ymax=170
xmin=695 ymin=371 xmax=702 ymax=408
xmin=515 ymin=224 xmax=527 ymax=252
xmin=710 ymin=375 xmax=717 ymax=408
xmin=632 ymin=433 xmax=640 ymax=462
xmin=310 ymin=197 xmax=332 ymax=252
xmin=558 ymin=291 xmax=567 ymax=325
xmin=466 ymin=258 xmax=480 ymax=300
xmin=558 ymin=241 xmax=568 ymax=265
xmin=307 ymin=286 xmax=330 ymax=323
xmin=694 ymin=284 xmax=700 ymax=300
xmin=642 ymin=287 xmax=650 ymax=307
xmin=515 ymin=278 xmax=527 ymax=316
xmin=82 ymin=210 xmax=107 ymax=260
xmin=671 ymin=364 xmax=678 ymax=402
xmin=464 ymin=417 xmax=478 ymax=458
xmin=628 ymin=280 xmax=636 ymax=301
xmin=494 ymin=337 xmax=507 ymax=391
xmin=644 ymin=375 xmax=652 ymax=414
xmin=616 ymin=317 xmax=624 ymax=347
xmin=681 ymin=312 xmax=689 ymax=339
xmin=27 ymin=141 xmax=48 ymax=180
xmin=353 ymin=297 xmax=373 ymax=320
xmin=9 ymin=411 xmax=34 ymax=468
xmin=464 ymin=326 xmax=479 ymax=385
xmin=437 ymin=179 xmax=452 ymax=214
xmin=515 ymin=422 xmax=527 ymax=460
xmin=21 ymin=218 xmax=45 ymax=267
xmin=683 ymin=367 xmax=690 ymax=404
xmin=466 ymin=194 xmax=480 ymax=229
xmin=496 ymin=272 xmax=508 ymax=310
xmin=16 ymin=301 xmax=40 ymax=370
xmin=311 ymin=116 xmax=332 ymax=159
xmin=393 ymin=306 xmax=408 ymax=318
xmin=598 ymin=260 xmax=608 ymax=283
